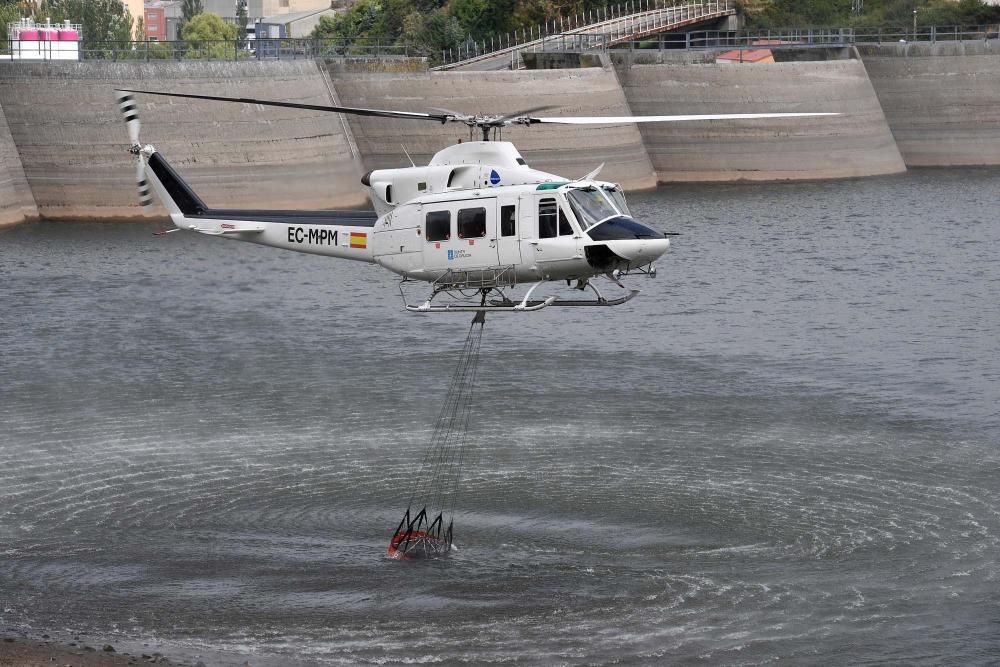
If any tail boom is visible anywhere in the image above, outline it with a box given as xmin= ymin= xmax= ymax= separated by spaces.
xmin=142 ymin=148 xmax=376 ymax=262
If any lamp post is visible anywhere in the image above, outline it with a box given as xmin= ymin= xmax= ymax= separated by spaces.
xmin=912 ymin=9 xmax=918 ymax=41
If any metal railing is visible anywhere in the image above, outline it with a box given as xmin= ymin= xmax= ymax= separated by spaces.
xmin=599 ymin=24 xmax=1000 ymax=51
xmin=434 ymin=0 xmax=735 ymax=69
xmin=0 ymin=37 xmax=421 ymax=61
xmin=2 ymin=24 xmax=997 ymax=63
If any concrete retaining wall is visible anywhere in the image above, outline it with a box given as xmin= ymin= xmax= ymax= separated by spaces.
xmin=324 ymin=63 xmax=658 ymax=191
xmin=0 ymin=60 xmax=368 ymax=220
xmin=614 ymin=56 xmax=906 ymax=182
xmin=6 ymin=46 xmax=999 ymax=222
xmin=0 ymin=98 xmax=37 ymax=227
xmin=859 ymin=42 xmax=1000 ymax=166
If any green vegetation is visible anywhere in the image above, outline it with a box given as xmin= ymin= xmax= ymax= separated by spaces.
xmin=38 ymin=0 xmax=134 ymax=44
xmin=179 ymin=0 xmax=204 ymax=36
xmin=312 ymin=0 xmax=1000 ymax=61
xmin=746 ymin=0 xmax=1000 ymax=28
xmin=181 ymin=11 xmax=238 ymax=58
xmin=235 ymin=0 xmax=248 ymax=50
xmin=0 ymin=1 xmax=18 ymax=53
xmin=310 ymin=0 xmax=646 ymax=56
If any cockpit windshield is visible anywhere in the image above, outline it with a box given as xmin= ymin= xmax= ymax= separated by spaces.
xmin=603 ymin=186 xmax=631 ymax=217
xmin=566 ymin=187 xmax=620 ymax=230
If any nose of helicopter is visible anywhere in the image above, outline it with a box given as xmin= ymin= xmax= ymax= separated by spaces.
xmin=604 ymin=237 xmax=670 ymax=264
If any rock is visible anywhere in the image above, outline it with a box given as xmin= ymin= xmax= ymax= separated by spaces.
xmin=2 ymin=637 xmax=14 ymax=643
xmin=104 ymin=644 xmax=116 ymax=652
xmin=84 ymin=645 xmax=96 ymax=651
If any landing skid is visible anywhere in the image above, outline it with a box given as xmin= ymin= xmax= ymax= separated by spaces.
xmin=400 ymin=278 xmax=640 ymax=314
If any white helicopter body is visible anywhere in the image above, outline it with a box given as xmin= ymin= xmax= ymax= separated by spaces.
xmin=120 ymin=89 xmax=835 ymax=312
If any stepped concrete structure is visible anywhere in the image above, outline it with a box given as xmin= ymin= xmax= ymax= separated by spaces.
xmin=858 ymin=42 xmax=1000 ymax=166
xmin=0 ymin=60 xmax=368 ymax=221
xmin=0 ymin=100 xmax=36 ymax=227
xmin=613 ymin=53 xmax=906 ymax=181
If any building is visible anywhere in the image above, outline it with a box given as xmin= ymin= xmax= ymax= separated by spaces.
xmin=144 ymin=2 xmax=167 ymax=40
xmin=196 ymin=0 xmax=332 ymax=22
xmin=258 ymin=7 xmax=337 ymax=38
xmin=123 ymin=0 xmax=144 ymax=36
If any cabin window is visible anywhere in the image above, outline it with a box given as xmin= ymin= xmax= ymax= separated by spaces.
xmin=426 ymin=210 xmax=451 ymax=242
xmin=417 ymin=182 xmax=427 ymax=191
xmin=384 ymin=185 xmax=393 ymax=204
xmin=538 ymin=198 xmax=557 ymax=239
xmin=500 ymin=205 xmax=516 ymax=237
xmin=516 ymin=157 xmax=527 ymax=166
xmin=458 ymin=207 xmax=487 ymax=239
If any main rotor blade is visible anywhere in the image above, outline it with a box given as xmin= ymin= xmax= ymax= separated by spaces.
xmin=496 ymin=105 xmax=558 ymax=123
xmin=528 ymin=112 xmax=840 ymax=125
xmin=117 ymin=89 xmax=452 ymax=123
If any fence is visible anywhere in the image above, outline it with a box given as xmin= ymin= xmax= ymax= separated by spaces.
xmin=2 ymin=25 xmax=998 ymax=63
xmin=0 ymin=37 xmax=420 ymax=61
xmin=598 ymin=24 xmax=1000 ymax=51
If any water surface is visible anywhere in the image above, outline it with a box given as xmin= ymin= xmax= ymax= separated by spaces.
xmin=2 ymin=168 xmax=1000 ymax=664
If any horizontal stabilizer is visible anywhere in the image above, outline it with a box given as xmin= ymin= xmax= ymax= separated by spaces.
xmin=186 ymin=222 xmax=266 ymax=236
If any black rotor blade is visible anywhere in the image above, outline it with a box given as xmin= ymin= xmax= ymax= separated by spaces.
xmin=117 ymin=89 xmax=452 ymax=123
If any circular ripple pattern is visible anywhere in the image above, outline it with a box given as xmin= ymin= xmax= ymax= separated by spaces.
xmin=2 ymin=168 xmax=1000 ymax=665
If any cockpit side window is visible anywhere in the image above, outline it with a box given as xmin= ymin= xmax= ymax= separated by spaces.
xmin=558 ymin=206 xmax=573 ymax=236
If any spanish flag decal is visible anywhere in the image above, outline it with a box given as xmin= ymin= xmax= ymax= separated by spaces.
xmin=350 ymin=232 xmax=367 ymax=249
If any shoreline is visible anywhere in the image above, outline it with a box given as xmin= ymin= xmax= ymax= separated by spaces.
xmin=0 ymin=635 xmax=186 ymax=667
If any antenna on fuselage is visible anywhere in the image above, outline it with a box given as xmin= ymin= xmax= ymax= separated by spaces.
xmin=400 ymin=144 xmax=416 ymax=167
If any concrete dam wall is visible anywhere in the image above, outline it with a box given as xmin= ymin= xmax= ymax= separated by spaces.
xmin=859 ymin=42 xmax=1000 ymax=167
xmin=0 ymin=60 xmax=368 ymax=223
xmin=0 ymin=96 xmax=36 ymax=226
xmin=612 ymin=54 xmax=905 ymax=181
xmin=1 ymin=45 xmax=999 ymax=225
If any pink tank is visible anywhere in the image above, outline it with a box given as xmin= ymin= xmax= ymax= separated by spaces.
xmin=58 ymin=29 xmax=78 ymax=41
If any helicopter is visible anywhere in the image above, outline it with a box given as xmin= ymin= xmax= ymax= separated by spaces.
xmin=115 ymin=89 xmax=835 ymax=313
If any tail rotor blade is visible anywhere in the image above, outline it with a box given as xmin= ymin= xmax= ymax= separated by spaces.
xmin=135 ymin=155 xmax=153 ymax=211
xmin=115 ymin=90 xmax=141 ymax=145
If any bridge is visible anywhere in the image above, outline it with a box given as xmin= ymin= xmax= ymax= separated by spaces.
xmin=434 ymin=0 xmax=738 ymax=71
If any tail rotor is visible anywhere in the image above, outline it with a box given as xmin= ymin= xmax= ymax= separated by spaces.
xmin=115 ymin=90 xmax=153 ymax=212
xmin=115 ymin=90 xmax=141 ymax=146
xmin=135 ymin=154 xmax=153 ymax=210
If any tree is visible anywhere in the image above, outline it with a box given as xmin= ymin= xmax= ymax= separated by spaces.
xmin=40 ymin=0 xmax=133 ymax=46
xmin=310 ymin=0 xmax=383 ymax=40
xmin=181 ymin=0 xmax=203 ymax=22
xmin=0 ymin=1 xmax=20 ymax=53
xmin=235 ymin=0 xmax=247 ymax=49
xmin=181 ymin=11 xmax=236 ymax=58
xmin=179 ymin=0 xmax=203 ymax=36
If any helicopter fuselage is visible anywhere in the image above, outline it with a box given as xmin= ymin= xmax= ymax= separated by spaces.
xmin=150 ymin=141 xmax=670 ymax=288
